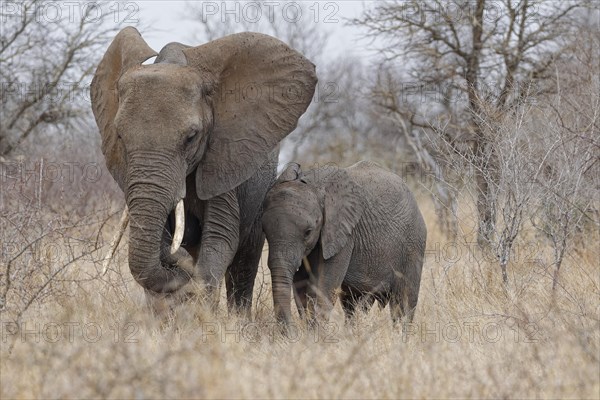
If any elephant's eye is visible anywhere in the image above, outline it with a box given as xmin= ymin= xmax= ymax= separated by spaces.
xmin=186 ymin=130 xmax=199 ymax=144
xmin=304 ymin=229 xmax=312 ymax=239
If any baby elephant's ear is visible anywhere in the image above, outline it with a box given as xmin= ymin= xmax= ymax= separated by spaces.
xmin=321 ymin=169 xmax=366 ymax=260
xmin=276 ymin=163 xmax=302 ymax=184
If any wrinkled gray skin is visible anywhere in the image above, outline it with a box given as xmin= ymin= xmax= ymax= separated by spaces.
xmin=262 ymin=161 xmax=427 ymax=325
xmin=90 ymin=27 xmax=316 ymax=314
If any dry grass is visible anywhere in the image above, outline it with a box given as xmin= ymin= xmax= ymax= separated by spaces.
xmin=1 ymin=196 xmax=599 ymax=399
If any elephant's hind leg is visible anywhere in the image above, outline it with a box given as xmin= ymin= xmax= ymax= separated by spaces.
xmin=389 ymin=292 xmax=415 ymax=325
xmin=225 ymin=224 xmax=264 ymax=317
xmin=390 ymin=266 xmax=421 ymax=326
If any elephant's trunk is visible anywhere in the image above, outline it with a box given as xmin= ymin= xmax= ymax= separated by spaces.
xmin=271 ymin=266 xmax=294 ymax=325
xmin=268 ymin=250 xmax=298 ymax=325
xmin=126 ymin=151 xmax=191 ymax=293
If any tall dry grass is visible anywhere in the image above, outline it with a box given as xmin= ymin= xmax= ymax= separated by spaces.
xmin=1 ymin=192 xmax=598 ymax=399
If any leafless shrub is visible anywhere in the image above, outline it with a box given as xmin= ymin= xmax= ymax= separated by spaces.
xmin=354 ymin=0 xmax=599 ymax=246
xmin=529 ymin=24 xmax=600 ymax=290
xmin=0 ymin=198 xmax=125 ymax=354
xmin=431 ymin=70 xmax=598 ymax=287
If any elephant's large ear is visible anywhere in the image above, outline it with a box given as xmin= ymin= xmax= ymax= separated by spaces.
xmin=320 ymin=169 xmax=366 ymax=260
xmin=90 ymin=27 xmax=157 ymax=189
xmin=183 ymin=33 xmax=317 ymax=200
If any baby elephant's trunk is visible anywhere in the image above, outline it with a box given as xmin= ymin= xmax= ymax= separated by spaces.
xmin=269 ymin=259 xmax=295 ymax=325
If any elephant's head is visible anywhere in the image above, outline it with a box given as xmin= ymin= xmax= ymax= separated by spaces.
xmin=262 ymin=164 xmax=365 ymax=324
xmin=91 ymin=27 xmax=317 ymax=293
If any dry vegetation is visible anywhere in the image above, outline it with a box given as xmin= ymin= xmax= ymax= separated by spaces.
xmin=1 ymin=186 xmax=598 ymax=399
xmin=2 ymin=1 xmax=599 ymax=399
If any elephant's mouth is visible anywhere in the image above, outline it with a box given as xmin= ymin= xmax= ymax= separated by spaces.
xmin=155 ymin=200 xmax=201 ymax=279
xmin=165 ymin=200 xmax=201 ymax=255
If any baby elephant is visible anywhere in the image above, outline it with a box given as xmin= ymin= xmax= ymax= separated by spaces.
xmin=262 ymin=161 xmax=427 ymax=326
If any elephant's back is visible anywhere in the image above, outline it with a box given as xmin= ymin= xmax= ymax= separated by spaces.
xmin=347 ymin=160 xmax=402 ymax=186
xmin=347 ymin=161 xmax=415 ymax=211
xmin=347 ymin=160 xmax=426 ymax=263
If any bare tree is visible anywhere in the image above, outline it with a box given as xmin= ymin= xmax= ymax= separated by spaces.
xmin=436 ymin=16 xmax=598 ymax=285
xmin=530 ymin=22 xmax=600 ymax=290
xmin=354 ymin=0 xmax=597 ymax=246
xmin=0 ymin=1 xmax=118 ymax=157
xmin=489 ymin=104 xmax=544 ymax=284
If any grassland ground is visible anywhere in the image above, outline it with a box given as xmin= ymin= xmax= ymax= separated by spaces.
xmin=1 ymin=194 xmax=598 ymax=399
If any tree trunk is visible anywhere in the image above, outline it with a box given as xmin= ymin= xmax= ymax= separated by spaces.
xmin=465 ymin=0 xmax=499 ymax=247
xmin=474 ymin=141 xmax=498 ymax=247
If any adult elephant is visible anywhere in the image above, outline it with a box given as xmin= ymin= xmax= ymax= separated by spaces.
xmin=91 ymin=27 xmax=317 ymax=314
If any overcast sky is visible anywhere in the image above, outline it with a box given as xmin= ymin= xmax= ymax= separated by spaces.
xmin=125 ymin=1 xmax=374 ymax=59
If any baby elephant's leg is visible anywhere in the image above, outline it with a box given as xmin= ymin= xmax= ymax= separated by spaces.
xmin=292 ymin=262 xmax=310 ymax=320
xmin=311 ymin=245 xmax=353 ymax=323
xmin=390 ymin=268 xmax=420 ymax=326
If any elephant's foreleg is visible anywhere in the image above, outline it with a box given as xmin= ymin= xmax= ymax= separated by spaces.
xmin=292 ymin=261 xmax=310 ymax=319
xmin=195 ymin=190 xmax=240 ymax=309
xmin=311 ymin=243 xmax=353 ymax=323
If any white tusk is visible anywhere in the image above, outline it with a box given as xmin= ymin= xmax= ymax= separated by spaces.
xmin=102 ymin=207 xmax=130 ymax=276
xmin=302 ymin=257 xmax=312 ymax=273
xmin=170 ymin=199 xmax=185 ymax=255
